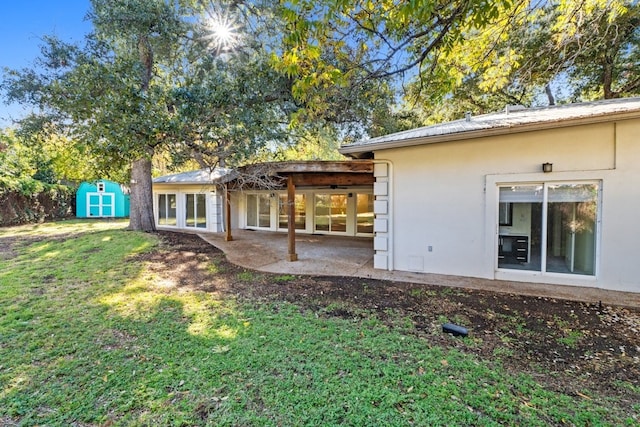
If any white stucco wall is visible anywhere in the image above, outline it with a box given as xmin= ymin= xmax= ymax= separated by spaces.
xmin=375 ymin=118 xmax=640 ymax=293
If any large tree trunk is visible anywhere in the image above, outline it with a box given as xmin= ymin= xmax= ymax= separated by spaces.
xmin=128 ymin=153 xmax=156 ymax=232
xmin=127 ymin=34 xmax=156 ymax=232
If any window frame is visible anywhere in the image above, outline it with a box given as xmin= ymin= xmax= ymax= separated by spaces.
xmin=246 ymin=193 xmax=272 ymax=229
xmin=496 ymin=180 xmax=601 ymax=278
xmin=185 ymin=193 xmax=207 ymax=229
xmin=157 ymin=193 xmax=178 ymax=227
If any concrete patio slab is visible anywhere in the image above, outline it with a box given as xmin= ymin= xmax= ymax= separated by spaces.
xmin=197 ymin=229 xmax=640 ymax=308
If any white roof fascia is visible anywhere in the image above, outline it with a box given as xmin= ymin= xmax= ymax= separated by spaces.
xmin=340 ymin=100 xmax=640 ymax=155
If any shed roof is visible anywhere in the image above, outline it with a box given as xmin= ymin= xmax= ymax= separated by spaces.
xmin=340 ymin=97 xmax=640 ymax=157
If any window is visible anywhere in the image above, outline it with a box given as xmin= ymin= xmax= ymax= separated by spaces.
xmin=186 ymin=194 xmax=207 ymax=229
xmin=356 ymin=193 xmax=374 ymax=234
xmin=498 ymin=182 xmax=599 ymax=276
xmin=498 ymin=202 xmax=513 ymax=226
xmin=278 ymin=194 xmax=306 ymax=230
xmin=315 ymin=194 xmax=347 ymax=233
xmin=158 ymin=194 xmax=177 ymax=226
xmin=246 ymin=194 xmax=271 ymax=228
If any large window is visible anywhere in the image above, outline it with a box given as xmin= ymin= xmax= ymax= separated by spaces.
xmin=315 ymin=194 xmax=347 ymax=233
xmin=246 ymin=194 xmax=271 ymax=228
xmin=278 ymin=194 xmax=306 ymax=230
xmin=498 ymin=182 xmax=599 ymax=276
xmin=158 ymin=194 xmax=177 ymax=226
xmin=186 ymin=194 xmax=207 ymax=229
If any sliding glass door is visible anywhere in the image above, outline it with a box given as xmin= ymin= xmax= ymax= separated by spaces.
xmin=498 ymin=182 xmax=599 ymax=276
xmin=186 ymin=194 xmax=207 ymax=229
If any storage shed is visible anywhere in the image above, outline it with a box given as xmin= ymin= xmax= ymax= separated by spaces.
xmin=76 ymin=180 xmax=130 ymax=218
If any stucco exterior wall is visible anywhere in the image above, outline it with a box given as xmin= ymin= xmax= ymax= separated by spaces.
xmin=374 ymin=118 xmax=639 ymax=293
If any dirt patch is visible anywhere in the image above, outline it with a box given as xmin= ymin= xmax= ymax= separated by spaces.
xmin=147 ymin=231 xmax=640 ymax=411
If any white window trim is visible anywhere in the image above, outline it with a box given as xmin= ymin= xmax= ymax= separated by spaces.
xmin=86 ymin=192 xmax=115 ymax=218
xmin=184 ymin=193 xmax=208 ymax=229
xmin=486 ymin=171 xmax=607 ymax=285
xmin=245 ymin=192 xmax=274 ymax=230
xmin=156 ymin=192 xmax=179 ymax=228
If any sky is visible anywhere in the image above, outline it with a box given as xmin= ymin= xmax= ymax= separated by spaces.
xmin=1 ymin=0 xmax=92 ymax=127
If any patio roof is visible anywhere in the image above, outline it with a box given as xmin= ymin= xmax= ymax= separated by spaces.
xmin=223 ymin=160 xmax=374 ymax=189
xmin=153 ymin=161 xmax=374 ymax=188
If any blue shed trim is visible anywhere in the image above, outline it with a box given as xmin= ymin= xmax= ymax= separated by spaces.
xmin=76 ymin=180 xmax=130 ymax=218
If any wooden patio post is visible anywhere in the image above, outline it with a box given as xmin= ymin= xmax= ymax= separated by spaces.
xmin=287 ymin=175 xmax=298 ymax=261
xmin=225 ymin=184 xmax=233 ymax=242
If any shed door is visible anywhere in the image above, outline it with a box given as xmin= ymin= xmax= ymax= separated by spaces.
xmin=87 ymin=192 xmax=115 ymax=217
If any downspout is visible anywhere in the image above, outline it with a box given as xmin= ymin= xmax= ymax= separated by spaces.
xmin=225 ymin=184 xmax=233 ymax=241
xmin=387 ymin=161 xmax=394 ymax=271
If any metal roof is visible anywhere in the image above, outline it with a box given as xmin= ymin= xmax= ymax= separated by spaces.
xmin=153 ymin=167 xmax=233 ymax=185
xmin=340 ymin=97 xmax=640 ymax=156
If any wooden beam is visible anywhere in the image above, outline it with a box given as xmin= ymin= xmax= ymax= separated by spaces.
xmin=239 ymin=160 xmax=374 ymax=176
xmin=287 ymin=175 xmax=298 ymax=261
xmin=273 ymin=160 xmax=373 ymax=174
xmin=224 ymin=185 xmax=233 ymax=241
xmin=290 ymin=173 xmax=375 ymax=187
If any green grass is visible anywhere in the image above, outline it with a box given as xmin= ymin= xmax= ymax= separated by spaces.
xmin=0 ymin=220 xmax=637 ymax=426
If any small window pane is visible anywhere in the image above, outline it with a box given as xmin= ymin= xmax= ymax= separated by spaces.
xmin=186 ymin=194 xmax=195 ymax=227
xmin=247 ymin=195 xmax=258 ymax=227
xmin=330 ymin=194 xmax=347 ymax=232
xmin=258 ymin=195 xmax=271 ymax=227
xmin=196 ymin=194 xmax=207 ymax=228
xmin=357 ymin=194 xmax=374 ymax=234
xmin=315 ymin=194 xmax=330 ymax=232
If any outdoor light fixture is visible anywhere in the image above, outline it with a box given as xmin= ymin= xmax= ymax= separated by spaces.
xmin=542 ymin=162 xmax=553 ymax=173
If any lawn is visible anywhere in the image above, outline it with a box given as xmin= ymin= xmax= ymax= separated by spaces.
xmin=0 ymin=220 xmax=638 ymax=426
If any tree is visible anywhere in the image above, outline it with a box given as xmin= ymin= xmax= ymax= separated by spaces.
xmin=2 ymin=1 xmax=194 ymax=231
xmin=3 ymin=0 xmax=301 ymax=231
xmin=273 ymin=0 xmax=520 ymax=109
xmin=405 ymin=0 xmax=640 ymax=120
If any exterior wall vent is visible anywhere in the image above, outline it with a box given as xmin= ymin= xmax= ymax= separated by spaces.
xmin=505 ymin=105 xmax=527 ymax=114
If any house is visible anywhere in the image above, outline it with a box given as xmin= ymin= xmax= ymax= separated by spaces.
xmin=152 ymin=162 xmax=375 ymax=249
xmin=339 ymin=97 xmax=640 ymax=294
xmin=76 ymin=179 xmax=130 ymax=218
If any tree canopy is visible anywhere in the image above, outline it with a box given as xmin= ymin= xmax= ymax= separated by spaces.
xmin=2 ymin=0 xmax=639 ymax=229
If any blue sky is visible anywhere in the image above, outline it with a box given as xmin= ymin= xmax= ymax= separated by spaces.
xmin=1 ymin=0 xmax=92 ymax=127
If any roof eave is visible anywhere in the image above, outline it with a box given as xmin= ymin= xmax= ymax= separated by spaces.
xmin=339 ymin=109 xmax=640 ymax=155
